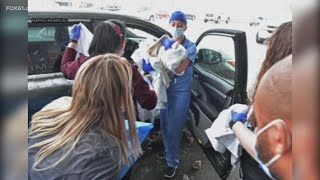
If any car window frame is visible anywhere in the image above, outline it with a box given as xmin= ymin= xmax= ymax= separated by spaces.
xmin=195 ymin=33 xmax=236 ymax=85
xmin=28 ymin=20 xmax=93 ymax=76
xmin=195 ymin=29 xmax=248 ymax=104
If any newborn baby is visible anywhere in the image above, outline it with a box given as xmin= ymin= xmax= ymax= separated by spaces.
xmin=131 ymin=35 xmax=188 ymax=109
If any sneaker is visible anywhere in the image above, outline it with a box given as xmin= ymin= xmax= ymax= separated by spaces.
xmin=163 ymin=166 xmax=177 ymax=178
xmin=156 ymin=151 xmax=166 ymax=159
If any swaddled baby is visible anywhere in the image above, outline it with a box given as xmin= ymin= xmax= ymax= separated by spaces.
xmin=131 ymin=34 xmax=188 ymax=109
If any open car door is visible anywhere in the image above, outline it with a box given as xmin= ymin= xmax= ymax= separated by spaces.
xmin=189 ymin=29 xmax=248 ymax=179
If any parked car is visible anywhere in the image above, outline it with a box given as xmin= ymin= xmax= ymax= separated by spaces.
xmin=204 ymin=13 xmax=219 ymax=23
xmin=256 ymin=18 xmax=283 ymax=44
xmin=137 ymin=9 xmax=156 ymax=22
xmin=217 ymin=13 xmax=231 ymax=23
xmin=78 ymin=1 xmax=94 ymax=8
xmin=28 ymin=10 xmax=248 ymax=179
xmin=204 ymin=13 xmax=231 ymax=24
xmin=155 ymin=10 xmax=170 ymax=19
xmin=249 ymin=16 xmax=264 ymax=26
xmin=101 ymin=3 xmax=121 ymax=11
xmin=54 ymin=0 xmax=72 ymax=7
xmin=185 ymin=13 xmax=196 ymax=21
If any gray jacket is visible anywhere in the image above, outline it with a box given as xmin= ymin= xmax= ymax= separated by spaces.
xmin=28 ymin=127 xmax=121 ymax=180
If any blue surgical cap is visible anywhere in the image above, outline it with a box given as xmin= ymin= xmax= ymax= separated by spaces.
xmin=169 ymin=11 xmax=187 ymax=25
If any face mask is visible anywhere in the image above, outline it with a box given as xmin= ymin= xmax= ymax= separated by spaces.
xmin=172 ymin=27 xmax=184 ymax=40
xmin=253 ymin=119 xmax=291 ymax=180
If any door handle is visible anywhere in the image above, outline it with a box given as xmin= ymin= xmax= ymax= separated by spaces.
xmin=192 ymin=89 xmax=202 ymax=99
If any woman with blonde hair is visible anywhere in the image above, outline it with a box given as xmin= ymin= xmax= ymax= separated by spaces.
xmin=28 ymin=54 xmax=141 ymax=179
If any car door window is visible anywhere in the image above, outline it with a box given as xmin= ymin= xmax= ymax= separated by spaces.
xmin=196 ymin=35 xmax=235 ymax=85
xmin=28 ymin=25 xmax=70 ymax=75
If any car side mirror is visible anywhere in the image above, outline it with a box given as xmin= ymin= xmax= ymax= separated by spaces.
xmin=197 ymin=48 xmax=222 ymax=64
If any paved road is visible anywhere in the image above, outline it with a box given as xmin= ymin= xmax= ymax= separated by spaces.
xmin=129 ymin=127 xmax=222 ymax=180
xmin=129 ymin=125 xmax=244 ymax=180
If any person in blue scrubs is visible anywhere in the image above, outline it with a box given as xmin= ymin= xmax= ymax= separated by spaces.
xmin=158 ymin=11 xmax=197 ymax=178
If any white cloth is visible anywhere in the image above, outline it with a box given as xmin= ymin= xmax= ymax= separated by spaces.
xmin=76 ymin=23 xmax=93 ymax=58
xmin=157 ymin=42 xmax=188 ymax=76
xmin=205 ymin=104 xmax=249 ymax=166
xmin=131 ymin=35 xmax=187 ymax=110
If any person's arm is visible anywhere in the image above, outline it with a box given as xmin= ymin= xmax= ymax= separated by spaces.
xmin=228 ymin=105 xmax=257 ymax=160
xmin=132 ymin=65 xmax=157 ymax=110
xmin=232 ymin=122 xmax=257 ymax=159
xmin=175 ymin=43 xmax=197 ymax=74
xmin=175 ymin=59 xmax=191 ymax=74
xmin=67 ymin=41 xmax=78 ymax=50
xmin=60 ymin=24 xmax=86 ymax=80
xmin=60 ymin=46 xmax=88 ymax=80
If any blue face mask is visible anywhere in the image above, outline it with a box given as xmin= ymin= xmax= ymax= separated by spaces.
xmin=254 ymin=119 xmax=291 ymax=180
xmin=172 ymin=27 xmax=184 ymax=40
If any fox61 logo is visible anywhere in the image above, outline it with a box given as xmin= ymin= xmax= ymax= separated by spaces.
xmin=6 ymin=6 xmax=28 ymax=11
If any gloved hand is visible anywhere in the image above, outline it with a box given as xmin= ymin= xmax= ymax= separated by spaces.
xmin=161 ymin=38 xmax=175 ymax=50
xmin=229 ymin=110 xmax=247 ymax=129
xmin=142 ymin=59 xmax=155 ymax=72
xmin=69 ymin=24 xmax=81 ymax=41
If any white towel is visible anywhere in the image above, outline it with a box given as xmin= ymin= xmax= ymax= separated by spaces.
xmin=75 ymin=23 xmax=93 ymax=58
xmin=158 ymin=41 xmax=188 ymax=76
xmin=131 ymin=35 xmax=188 ymax=74
xmin=205 ymin=104 xmax=249 ymax=166
xmin=131 ymin=35 xmax=188 ymax=110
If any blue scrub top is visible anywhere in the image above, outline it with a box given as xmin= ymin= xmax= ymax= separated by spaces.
xmin=168 ymin=37 xmax=197 ymax=93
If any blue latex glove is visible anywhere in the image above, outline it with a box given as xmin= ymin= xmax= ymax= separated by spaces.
xmin=161 ymin=38 xmax=175 ymax=50
xmin=231 ymin=110 xmax=247 ymax=123
xmin=142 ymin=59 xmax=155 ymax=72
xmin=229 ymin=110 xmax=247 ymax=129
xmin=69 ymin=24 xmax=81 ymax=41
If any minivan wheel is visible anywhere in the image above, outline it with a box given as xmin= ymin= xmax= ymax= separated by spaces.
xmin=204 ymin=19 xmax=208 ymax=23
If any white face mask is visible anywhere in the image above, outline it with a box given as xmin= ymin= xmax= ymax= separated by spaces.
xmin=253 ymin=119 xmax=291 ymax=180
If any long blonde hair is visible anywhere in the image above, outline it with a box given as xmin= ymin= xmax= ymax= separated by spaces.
xmin=29 ymin=54 xmax=141 ymax=171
